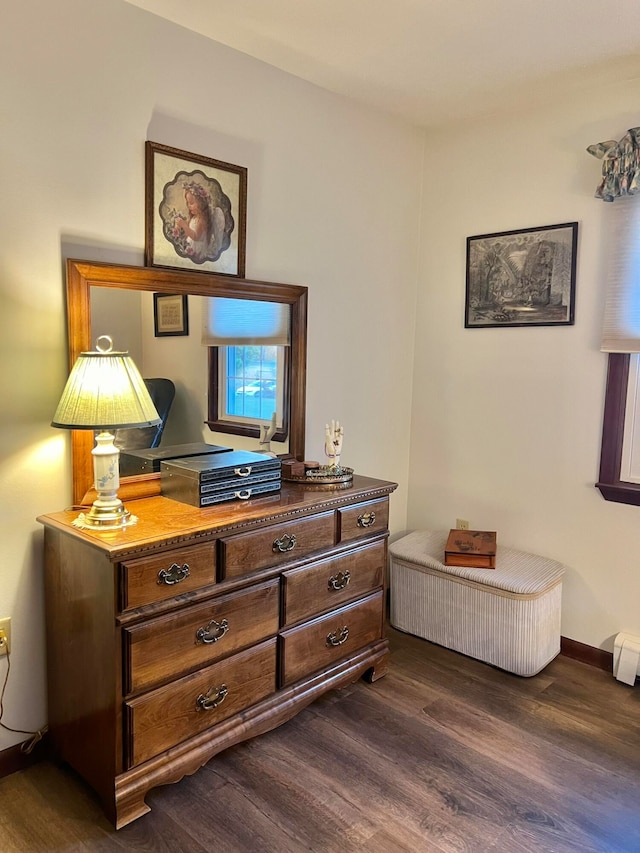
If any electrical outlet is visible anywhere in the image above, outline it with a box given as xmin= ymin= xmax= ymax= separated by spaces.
xmin=456 ymin=518 xmax=469 ymax=530
xmin=0 ymin=617 xmax=10 ymax=656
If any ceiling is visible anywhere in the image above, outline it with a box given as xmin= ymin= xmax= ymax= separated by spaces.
xmin=125 ymin=0 xmax=640 ymax=128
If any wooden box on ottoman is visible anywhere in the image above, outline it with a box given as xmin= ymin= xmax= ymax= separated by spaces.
xmin=389 ymin=530 xmax=564 ymax=676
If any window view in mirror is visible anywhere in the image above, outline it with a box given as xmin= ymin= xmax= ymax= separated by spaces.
xmin=225 ymin=345 xmax=283 ymax=422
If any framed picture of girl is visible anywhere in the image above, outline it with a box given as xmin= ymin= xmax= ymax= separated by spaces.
xmin=145 ymin=141 xmax=247 ymax=277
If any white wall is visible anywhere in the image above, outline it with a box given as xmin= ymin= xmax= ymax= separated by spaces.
xmin=91 ymin=288 xmax=145 ymax=366
xmin=409 ymin=69 xmax=640 ymax=651
xmin=0 ymin=0 xmax=421 ymax=750
xmin=3 ymin=0 xmax=635 ymax=759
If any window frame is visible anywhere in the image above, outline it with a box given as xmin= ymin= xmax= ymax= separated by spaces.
xmin=206 ymin=346 xmax=290 ymax=442
xmin=597 ymin=353 xmax=640 ymax=505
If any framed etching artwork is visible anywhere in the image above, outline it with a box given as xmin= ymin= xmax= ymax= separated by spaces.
xmin=153 ymin=293 xmax=189 ymax=337
xmin=145 ymin=141 xmax=247 ymax=277
xmin=465 ymin=222 xmax=578 ymax=328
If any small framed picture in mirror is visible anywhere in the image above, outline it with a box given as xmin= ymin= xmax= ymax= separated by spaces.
xmin=153 ymin=293 xmax=189 ymax=338
xmin=145 ymin=141 xmax=247 ymax=277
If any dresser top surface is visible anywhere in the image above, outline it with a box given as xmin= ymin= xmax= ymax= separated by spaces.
xmin=37 ymin=474 xmax=397 ymax=558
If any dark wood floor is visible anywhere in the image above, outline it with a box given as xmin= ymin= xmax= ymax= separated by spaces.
xmin=1 ymin=627 xmax=639 ymax=852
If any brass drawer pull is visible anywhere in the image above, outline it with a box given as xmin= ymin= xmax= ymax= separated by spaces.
xmin=328 ymin=570 xmax=351 ymax=591
xmin=357 ymin=511 xmax=376 ymax=528
xmin=234 ymin=466 xmax=252 ymax=477
xmin=234 ymin=489 xmax=252 ymax=500
xmin=273 ymin=533 xmax=297 ymax=553
xmin=157 ymin=563 xmax=190 ymax=586
xmin=195 ymin=618 xmax=229 ymax=645
xmin=326 ymin=626 xmax=349 ymax=647
xmin=195 ymin=684 xmax=228 ymax=711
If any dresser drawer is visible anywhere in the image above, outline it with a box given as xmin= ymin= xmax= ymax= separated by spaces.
xmin=219 ymin=512 xmax=335 ymax=580
xmin=120 ymin=542 xmax=216 ymax=611
xmin=282 ymin=540 xmax=385 ymax=627
xmin=279 ymin=591 xmax=383 ymax=687
xmin=123 ymin=579 xmax=280 ymax=694
xmin=125 ymin=639 xmax=277 ymax=767
xmin=338 ymin=498 xmax=389 ymax=543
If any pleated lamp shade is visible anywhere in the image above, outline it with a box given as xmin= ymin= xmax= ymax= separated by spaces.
xmin=52 ymin=340 xmax=161 ymax=430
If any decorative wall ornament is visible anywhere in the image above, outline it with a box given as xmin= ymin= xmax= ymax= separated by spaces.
xmin=145 ymin=141 xmax=247 ymax=276
xmin=587 ymin=127 xmax=640 ymax=202
xmin=465 ymin=223 xmax=578 ymax=328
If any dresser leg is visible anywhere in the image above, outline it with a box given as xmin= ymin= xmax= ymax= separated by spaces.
xmin=363 ymin=651 xmax=389 ymax=683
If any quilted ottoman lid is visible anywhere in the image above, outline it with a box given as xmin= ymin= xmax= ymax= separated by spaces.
xmin=389 ymin=530 xmax=564 ymax=595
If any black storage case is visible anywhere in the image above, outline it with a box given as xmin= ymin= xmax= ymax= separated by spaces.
xmin=119 ymin=442 xmax=231 ymax=476
xmin=160 ymin=450 xmax=281 ymax=507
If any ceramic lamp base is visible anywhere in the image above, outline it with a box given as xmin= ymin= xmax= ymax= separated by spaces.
xmin=71 ymin=430 xmax=138 ymax=530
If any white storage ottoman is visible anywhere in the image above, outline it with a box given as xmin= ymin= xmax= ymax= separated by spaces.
xmin=389 ymin=530 xmax=564 ymax=676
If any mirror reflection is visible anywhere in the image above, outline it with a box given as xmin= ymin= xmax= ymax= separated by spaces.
xmin=91 ymin=288 xmax=287 ymax=443
xmin=66 ymin=260 xmax=307 ymax=505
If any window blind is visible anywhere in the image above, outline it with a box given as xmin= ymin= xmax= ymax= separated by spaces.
xmin=201 ymin=297 xmax=290 ymax=347
xmin=600 ymin=194 xmax=640 ymax=353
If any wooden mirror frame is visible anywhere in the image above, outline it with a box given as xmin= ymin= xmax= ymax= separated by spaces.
xmin=66 ymin=259 xmax=307 ymax=506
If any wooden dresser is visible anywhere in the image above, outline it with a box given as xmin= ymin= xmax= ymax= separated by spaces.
xmin=38 ymin=474 xmax=396 ymax=828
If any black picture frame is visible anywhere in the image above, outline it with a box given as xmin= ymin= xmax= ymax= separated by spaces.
xmin=153 ymin=293 xmax=189 ymax=337
xmin=465 ymin=222 xmax=578 ymax=328
xmin=145 ymin=141 xmax=247 ymax=277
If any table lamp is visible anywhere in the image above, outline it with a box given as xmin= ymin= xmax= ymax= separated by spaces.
xmin=52 ymin=335 xmax=161 ymax=530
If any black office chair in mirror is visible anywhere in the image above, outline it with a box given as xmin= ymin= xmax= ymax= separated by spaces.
xmin=116 ymin=378 xmax=176 ymax=476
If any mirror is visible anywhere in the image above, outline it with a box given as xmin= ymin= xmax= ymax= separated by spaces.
xmin=66 ymin=259 xmax=307 ymax=506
